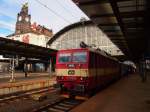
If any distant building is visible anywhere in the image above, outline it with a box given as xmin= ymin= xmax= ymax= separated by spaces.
xmin=7 ymin=3 xmax=53 ymax=47
xmin=0 ymin=63 xmax=9 ymax=73
xmin=2 ymin=3 xmax=54 ymax=73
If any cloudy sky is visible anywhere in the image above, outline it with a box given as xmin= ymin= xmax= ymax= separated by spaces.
xmin=0 ymin=0 xmax=89 ymax=37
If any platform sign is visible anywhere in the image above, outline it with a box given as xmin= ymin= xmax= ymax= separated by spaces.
xmin=3 ymin=54 xmax=14 ymax=58
xmin=3 ymin=54 xmax=20 ymax=58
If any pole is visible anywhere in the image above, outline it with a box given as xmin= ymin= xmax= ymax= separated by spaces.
xmin=10 ymin=56 xmax=15 ymax=82
xmin=25 ymin=58 xmax=28 ymax=77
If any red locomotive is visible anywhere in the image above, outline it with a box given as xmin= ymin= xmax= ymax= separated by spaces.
xmin=56 ymin=48 xmax=121 ymax=96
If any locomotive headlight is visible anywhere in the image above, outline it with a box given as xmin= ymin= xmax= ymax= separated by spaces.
xmin=80 ymin=77 xmax=88 ymax=81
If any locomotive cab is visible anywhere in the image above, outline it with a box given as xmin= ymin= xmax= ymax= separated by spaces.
xmin=56 ymin=49 xmax=89 ymax=94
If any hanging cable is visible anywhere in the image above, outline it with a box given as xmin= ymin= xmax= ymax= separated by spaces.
xmin=34 ymin=0 xmax=72 ymax=24
xmin=55 ymin=0 xmax=78 ymax=19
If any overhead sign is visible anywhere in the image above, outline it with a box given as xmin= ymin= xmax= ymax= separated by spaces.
xmin=3 ymin=54 xmax=19 ymax=59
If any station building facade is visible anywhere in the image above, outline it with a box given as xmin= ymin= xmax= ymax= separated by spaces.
xmin=47 ymin=21 xmax=123 ymax=56
xmin=7 ymin=3 xmax=53 ymax=47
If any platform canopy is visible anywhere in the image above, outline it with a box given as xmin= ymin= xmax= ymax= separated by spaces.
xmin=0 ymin=37 xmax=57 ymax=60
xmin=73 ymin=0 xmax=146 ymax=61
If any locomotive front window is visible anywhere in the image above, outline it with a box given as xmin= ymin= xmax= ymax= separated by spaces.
xmin=73 ymin=52 xmax=87 ymax=62
xmin=58 ymin=53 xmax=71 ymax=63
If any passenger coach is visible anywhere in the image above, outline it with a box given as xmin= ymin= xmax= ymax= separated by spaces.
xmin=56 ymin=48 xmax=120 ymax=95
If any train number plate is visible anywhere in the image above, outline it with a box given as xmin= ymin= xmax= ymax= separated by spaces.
xmin=68 ymin=70 xmax=75 ymax=75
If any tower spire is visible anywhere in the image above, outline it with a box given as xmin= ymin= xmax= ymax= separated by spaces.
xmin=15 ymin=2 xmax=31 ymax=34
xmin=21 ymin=2 xmax=28 ymax=14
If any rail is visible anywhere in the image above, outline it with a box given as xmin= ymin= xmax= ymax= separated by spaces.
xmin=32 ymin=98 xmax=84 ymax=112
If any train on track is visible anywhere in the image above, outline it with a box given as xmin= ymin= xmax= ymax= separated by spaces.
xmin=56 ymin=48 xmax=133 ymax=96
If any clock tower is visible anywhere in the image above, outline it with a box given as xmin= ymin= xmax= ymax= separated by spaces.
xmin=15 ymin=3 xmax=31 ymax=34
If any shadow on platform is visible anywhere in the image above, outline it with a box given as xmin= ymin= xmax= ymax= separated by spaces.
xmin=71 ymin=74 xmax=150 ymax=112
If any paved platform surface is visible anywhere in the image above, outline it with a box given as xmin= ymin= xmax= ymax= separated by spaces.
xmin=71 ymin=74 xmax=150 ymax=112
xmin=0 ymin=72 xmax=56 ymax=88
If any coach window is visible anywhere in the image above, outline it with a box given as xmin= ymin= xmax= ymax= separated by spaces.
xmin=73 ymin=52 xmax=87 ymax=63
xmin=58 ymin=53 xmax=71 ymax=63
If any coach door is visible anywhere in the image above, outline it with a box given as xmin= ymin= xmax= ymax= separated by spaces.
xmin=95 ymin=53 xmax=99 ymax=86
xmin=92 ymin=53 xmax=97 ymax=87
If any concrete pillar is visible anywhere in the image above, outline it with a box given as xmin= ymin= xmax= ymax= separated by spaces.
xmin=44 ymin=63 xmax=48 ymax=72
xmin=49 ymin=59 xmax=52 ymax=75
xmin=24 ymin=58 xmax=28 ymax=77
xmin=145 ymin=0 xmax=150 ymax=57
xmin=138 ymin=57 xmax=147 ymax=82
xmin=32 ymin=63 xmax=36 ymax=72
xmin=30 ymin=63 xmax=32 ymax=72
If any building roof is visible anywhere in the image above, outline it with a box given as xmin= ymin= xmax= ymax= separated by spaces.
xmin=47 ymin=21 xmax=94 ymax=45
xmin=0 ymin=37 xmax=57 ymax=60
xmin=72 ymin=0 xmax=146 ymax=61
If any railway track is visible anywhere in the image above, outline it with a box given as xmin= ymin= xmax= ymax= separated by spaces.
xmin=0 ymin=86 xmax=85 ymax=112
xmin=0 ymin=86 xmax=57 ymax=107
xmin=32 ymin=98 xmax=84 ymax=112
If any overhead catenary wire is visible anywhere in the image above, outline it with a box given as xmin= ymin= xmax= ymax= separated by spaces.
xmin=34 ymin=0 xmax=72 ymax=24
xmin=55 ymin=0 xmax=78 ymax=20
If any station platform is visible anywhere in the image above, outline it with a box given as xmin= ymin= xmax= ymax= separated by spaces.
xmin=0 ymin=72 xmax=55 ymax=86
xmin=71 ymin=74 xmax=150 ymax=112
xmin=0 ymin=72 xmax=56 ymax=96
